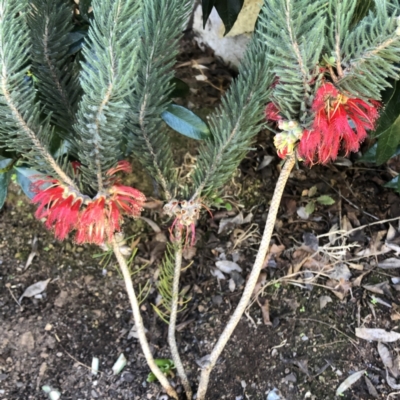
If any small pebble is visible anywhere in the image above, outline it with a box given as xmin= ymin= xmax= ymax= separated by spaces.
xmin=198 ymin=305 xmax=205 ymax=312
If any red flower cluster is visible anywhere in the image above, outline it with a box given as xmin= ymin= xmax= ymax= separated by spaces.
xmin=298 ymin=83 xmax=380 ymax=164
xmin=32 ymin=161 xmax=146 ymax=245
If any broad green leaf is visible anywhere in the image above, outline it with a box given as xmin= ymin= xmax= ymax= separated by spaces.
xmin=358 ymin=143 xmax=400 ymax=164
xmin=0 ymin=158 xmax=12 ymax=209
xmin=214 ymin=0 xmax=245 ymax=35
xmin=385 ymin=176 xmax=400 ymax=192
xmin=376 ymin=125 xmax=400 ymax=165
xmin=372 ymin=82 xmax=400 ymax=139
xmin=161 ymin=104 xmax=210 ymax=140
xmin=15 ymin=167 xmax=47 ymax=200
xmin=202 ymin=0 xmax=216 ymax=28
xmin=169 ymin=77 xmax=190 ymax=99
xmin=224 ymin=202 xmax=232 ymax=211
xmin=316 ymin=195 xmax=335 ymax=206
xmin=305 ymin=201 xmax=315 ymax=215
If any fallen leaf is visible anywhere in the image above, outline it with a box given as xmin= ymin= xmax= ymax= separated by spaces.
xmin=363 ymin=281 xmax=391 ymax=295
xmin=257 ymin=155 xmax=274 ymax=170
xmin=336 ymin=370 xmax=365 ymax=396
xmin=196 ymin=354 xmax=211 ymax=369
xmin=215 ymin=260 xmax=242 ymax=274
xmin=297 ymin=206 xmax=310 ymax=220
xmin=391 ymin=304 xmax=400 ymax=321
xmin=319 ymin=295 xmax=333 ymax=310
xmin=378 ymin=258 xmax=400 ymax=269
xmin=326 ymin=278 xmax=352 ymax=300
xmin=378 ymin=342 xmax=394 ymax=369
xmin=328 ymin=223 xmax=339 ymax=245
xmin=258 ymin=299 xmax=272 ymax=326
xmin=386 ymin=369 xmax=400 ymax=389
xmin=19 ymin=279 xmax=51 ymax=303
xmin=302 ymin=232 xmax=318 ymax=252
xmin=183 ymin=245 xmax=197 ymax=261
xmin=387 ymin=224 xmax=397 ymax=241
xmin=210 ymin=268 xmax=226 ymax=280
xmin=266 ymin=388 xmax=285 ymax=400
xmin=328 ymin=264 xmax=352 ymax=281
xmin=356 ymin=328 xmax=400 ymax=342
xmin=364 ymin=375 xmax=379 ymax=398
xmin=139 ymin=217 xmax=161 ymax=233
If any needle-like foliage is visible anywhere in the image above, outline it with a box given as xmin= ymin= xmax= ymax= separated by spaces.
xmin=28 ymin=0 xmax=81 ymax=148
xmin=190 ymin=33 xmax=274 ymax=199
xmin=125 ymin=0 xmax=192 ymax=201
xmin=0 ymin=0 xmax=73 ymax=186
xmin=74 ymin=0 xmax=142 ymax=192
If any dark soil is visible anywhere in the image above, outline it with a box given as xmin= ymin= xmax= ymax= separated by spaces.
xmin=1 ymin=36 xmax=400 ymax=400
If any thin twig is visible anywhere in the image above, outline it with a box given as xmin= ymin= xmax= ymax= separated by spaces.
xmin=168 ymin=235 xmax=192 ymax=400
xmin=321 ymin=178 xmax=379 ymax=220
xmin=196 ymin=153 xmax=296 ymax=400
xmin=112 ymin=237 xmax=178 ymax=400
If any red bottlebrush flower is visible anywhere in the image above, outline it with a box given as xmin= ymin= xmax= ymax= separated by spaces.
xmin=76 ymin=197 xmax=107 ymax=245
xmin=265 ymin=102 xmax=282 ymax=122
xmin=109 ymin=184 xmax=146 ymax=217
xmin=32 ymin=180 xmax=82 ymax=240
xmin=32 ymin=160 xmax=146 ymax=245
xmin=298 ymin=83 xmax=380 ymax=164
xmin=32 ymin=180 xmax=65 ymax=219
xmin=106 ymin=160 xmax=132 ymax=176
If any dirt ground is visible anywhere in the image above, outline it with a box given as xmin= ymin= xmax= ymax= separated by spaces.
xmin=1 ymin=37 xmax=400 ymax=400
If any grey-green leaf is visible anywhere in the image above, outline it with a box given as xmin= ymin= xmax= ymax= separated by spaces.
xmin=316 ymin=195 xmax=335 ymax=206
xmin=161 ymin=104 xmax=210 ymax=140
xmin=15 ymin=167 xmax=46 ymax=199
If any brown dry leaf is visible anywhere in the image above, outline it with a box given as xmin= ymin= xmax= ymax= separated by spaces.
xmin=347 ymin=211 xmax=360 ymax=227
xmin=326 ymin=278 xmax=352 ymax=300
xmin=258 ymin=299 xmax=272 ymax=326
xmin=387 ymin=224 xmax=397 ymax=241
xmin=183 ymin=245 xmax=197 ymax=261
xmin=341 ymin=215 xmax=353 ymax=232
xmin=270 ymin=243 xmax=285 ymax=256
xmin=284 ymin=198 xmax=297 ymax=216
xmin=253 ymin=272 xmax=267 ymax=297
xmin=391 ymin=304 xmax=400 ymax=321
xmin=363 ymin=281 xmax=391 ymax=295
xmin=352 ymin=271 xmax=369 ymax=287
xmin=348 ymin=263 xmax=364 ymax=271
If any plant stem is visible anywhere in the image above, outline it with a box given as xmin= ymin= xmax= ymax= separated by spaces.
xmin=112 ymin=237 xmax=178 ymax=400
xmin=195 ymin=152 xmax=296 ymax=400
xmin=168 ymin=237 xmax=192 ymax=400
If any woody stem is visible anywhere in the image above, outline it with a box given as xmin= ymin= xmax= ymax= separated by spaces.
xmin=112 ymin=237 xmax=178 ymax=400
xmin=196 ymin=153 xmax=296 ymax=400
xmin=168 ymin=232 xmax=192 ymax=399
